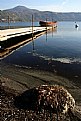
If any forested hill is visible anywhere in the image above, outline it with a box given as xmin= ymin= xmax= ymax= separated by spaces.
xmin=0 ymin=6 xmax=81 ymax=22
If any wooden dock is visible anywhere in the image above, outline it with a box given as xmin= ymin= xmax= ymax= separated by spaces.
xmin=0 ymin=26 xmax=56 ymax=58
xmin=0 ymin=26 xmax=52 ymax=42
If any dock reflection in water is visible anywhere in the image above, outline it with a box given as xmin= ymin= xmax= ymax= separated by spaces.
xmin=0 ymin=26 xmax=55 ymax=59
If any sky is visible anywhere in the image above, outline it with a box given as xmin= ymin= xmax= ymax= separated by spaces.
xmin=0 ymin=0 xmax=81 ymax=12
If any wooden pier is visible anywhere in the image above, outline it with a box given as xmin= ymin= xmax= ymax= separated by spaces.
xmin=0 ymin=26 xmax=56 ymax=58
xmin=0 ymin=27 xmax=52 ymax=41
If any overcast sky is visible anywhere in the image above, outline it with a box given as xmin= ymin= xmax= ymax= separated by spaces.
xmin=0 ymin=0 xmax=81 ymax=12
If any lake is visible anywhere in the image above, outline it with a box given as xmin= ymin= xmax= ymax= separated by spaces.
xmin=0 ymin=21 xmax=39 ymax=29
xmin=1 ymin=21 xmax=81 ymax=81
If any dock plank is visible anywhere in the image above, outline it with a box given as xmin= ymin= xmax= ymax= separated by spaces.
xmin=0 ymin=27 xmax=49 ymax=41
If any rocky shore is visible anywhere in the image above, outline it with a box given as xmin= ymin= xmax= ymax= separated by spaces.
xmin=0 ymin=62 xmax=81 ymax=120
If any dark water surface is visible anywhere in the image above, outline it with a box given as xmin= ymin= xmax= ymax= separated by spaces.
xmin=2 ymin=21 xmax=81 ymax=82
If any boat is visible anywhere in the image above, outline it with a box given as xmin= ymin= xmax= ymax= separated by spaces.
xmin=39 ymin=21 xmax=57 ymax=27
xmin=75 ymin=22 xmax=79 ymax=28
xmin=75 ymin=24 xmax=79 ymax=28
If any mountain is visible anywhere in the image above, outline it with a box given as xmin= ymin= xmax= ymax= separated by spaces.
xmin=0 ymin=6 xmax=81 ymax=22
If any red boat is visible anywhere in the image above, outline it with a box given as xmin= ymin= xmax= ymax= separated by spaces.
xmin=39 ymin=21 xmax=57 ymax=27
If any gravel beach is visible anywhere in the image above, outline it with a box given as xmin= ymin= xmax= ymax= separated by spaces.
xmin=0 ymin=62 xmax=81 ymax=120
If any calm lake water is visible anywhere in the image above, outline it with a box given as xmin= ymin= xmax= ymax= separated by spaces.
xmin=2 ymin=21 xmax=81 ymax=80
xmin=0 ymin=21 xmax=39 ymax=28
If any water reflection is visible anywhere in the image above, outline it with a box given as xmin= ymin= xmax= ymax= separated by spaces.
xmin=45 ymin=27 xmax=57 ymax=42
xmin=1 ymin=22 xmax=81 ymax=84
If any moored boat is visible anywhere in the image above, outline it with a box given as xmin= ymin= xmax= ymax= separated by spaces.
xmin=39 ymin=21 xmax=57 ymax=27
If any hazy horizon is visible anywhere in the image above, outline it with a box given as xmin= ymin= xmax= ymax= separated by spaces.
xmin=0 ymin=0 xmax=81 ymax=12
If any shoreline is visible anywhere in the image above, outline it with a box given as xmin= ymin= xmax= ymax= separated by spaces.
xmin=1 ymin=62 xmax=81 ymax=120
xmin=0 ymin=61 xmax=81 ymax=104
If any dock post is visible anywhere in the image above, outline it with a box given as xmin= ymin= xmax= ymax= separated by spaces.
xmin=45 ymin=18 xmax=48 ymax=41
xmin=8 ymin=15 xmax=10 ymax=29
xmin=52 ymin=18 xmax=53 ymax=31
xmin=46 ymin=18 xmax=47 ymax=32
xmin=32 ymin=14 xmax=34 ymax=40
xmin=31 ymin=14 xmax=35 ymax=54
